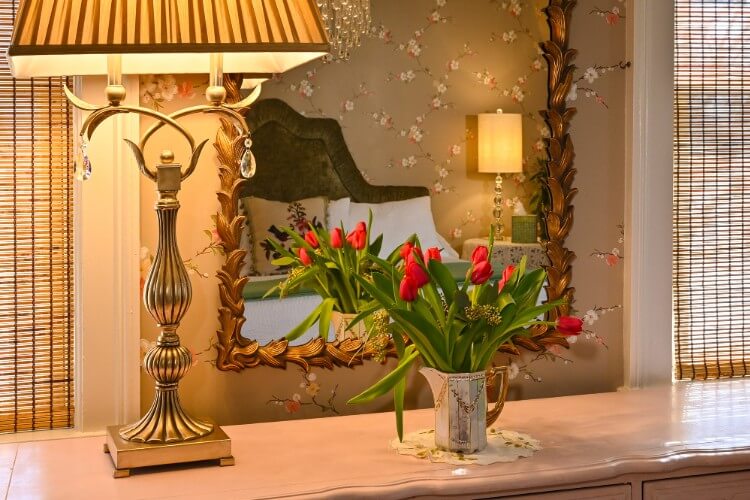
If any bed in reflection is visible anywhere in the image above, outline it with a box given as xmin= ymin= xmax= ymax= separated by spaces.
xmin=238 ymin=98 xmax=510 ymax=345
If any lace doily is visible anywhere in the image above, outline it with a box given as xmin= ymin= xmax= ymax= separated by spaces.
xmin=390 ymin=428 xmax=541 ymax=465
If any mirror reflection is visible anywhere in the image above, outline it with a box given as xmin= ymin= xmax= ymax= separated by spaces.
xmin=234 ymin=0 xmax=551 ymax=347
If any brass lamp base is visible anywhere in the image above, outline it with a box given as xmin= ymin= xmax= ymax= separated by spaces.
xmin=104 ymin=421 xmax=234 ymax=478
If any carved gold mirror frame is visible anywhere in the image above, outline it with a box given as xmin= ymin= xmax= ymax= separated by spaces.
xmin=214 ymin=0 xmax=577 ymax=372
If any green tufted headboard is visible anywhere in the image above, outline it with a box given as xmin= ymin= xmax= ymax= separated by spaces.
xmin=243 ymin=98 xmax=429 ymax=202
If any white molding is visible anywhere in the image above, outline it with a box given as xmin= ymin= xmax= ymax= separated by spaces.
xmin=74 ymin=75 xmax=141 ymax=432
xmin=623 ymin=0 xmax=674 ymax=388
xmin=0 ymin=429 xmax=105 ymax=445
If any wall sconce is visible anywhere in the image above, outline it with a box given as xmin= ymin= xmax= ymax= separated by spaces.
xmin=8 ymin=0 xmax=329 ymax=477
xmin=478 ymin=110 xmax=523 ymax=240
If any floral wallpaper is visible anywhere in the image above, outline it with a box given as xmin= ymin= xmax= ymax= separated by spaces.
xmin=136 ymin=0 xmax=630 ymax=423
xmin=259 ymin=0 xmax=552 ymax=245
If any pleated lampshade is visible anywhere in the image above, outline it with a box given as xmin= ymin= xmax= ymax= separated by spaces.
xmin=7 ymin=0 xmax=330 ymax=78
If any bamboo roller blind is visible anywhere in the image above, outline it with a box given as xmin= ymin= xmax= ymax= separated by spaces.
xmin=0 ymin=0 xmax=74 ymax=432
xmin=674 ymin=0 xmax=750 ymax=380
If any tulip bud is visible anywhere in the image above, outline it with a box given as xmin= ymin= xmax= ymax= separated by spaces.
xmin=471 ymin=245 xmax=489 ymax=264
xmin=556 ymin=316 xmax=584 ymax=336
xmin=497 ymin=264 xmax=515 ymax=292
xmin=346 ymin=221 xmax=367 ymax=250
xmin=304 ymin=230 xmax=319 ymax=249
xmin=405 ymin=247 xmax=422 ymax=266
xmin=297 ymin=247 xmax=313 ymax=266
xmin=470 ymin=260 xmax=493 ymax=285
xmin=424 ymin=247 xmax=442 ymax=264
xmin=406 ymin=261 xmax=430 ymax=288
xmin=330 ymin=228 xmax=344 ymax=249
xmin=400 ymin=242 xmax=414 ymax=260
xmin=399 ymin=275 xmax=419 ymax=302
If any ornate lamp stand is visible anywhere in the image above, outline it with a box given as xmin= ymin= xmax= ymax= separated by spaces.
xmin=67 ymin=62 xmax=260 ymax=477
xmin=6 ymin=0 xmax=329 ymax=479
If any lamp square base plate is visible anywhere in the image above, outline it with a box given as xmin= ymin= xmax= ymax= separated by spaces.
xmin=104 ymin=421 xmax=233 ymax=478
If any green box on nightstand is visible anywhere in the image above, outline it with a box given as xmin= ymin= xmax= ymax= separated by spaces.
xmin=512 ymin=215 xmax=537 ymax=243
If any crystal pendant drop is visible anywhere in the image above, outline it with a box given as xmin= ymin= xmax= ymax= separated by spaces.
xmin=75 ymin=141 xmax=92 ymax=181
xmin=240 ymin=137 xmax=256 ymax=178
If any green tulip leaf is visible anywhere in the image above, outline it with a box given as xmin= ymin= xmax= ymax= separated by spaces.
xmin=318 ymin=298 xmax=335 ymax=340
xmin=346 ymin=302 xmax=381 ymax=330
xmin=347 ymin=348 xmax=419 ymax=404
xmin=369 ymin=234 xmax=384 ymax=257
xmin=428 ymin=259 xmax=458 ymax=303
xmin=270 ymin=256 xmax=296 ymax=267
xmin=454 ymin=290 xmax=471 ymax=313
xmin=388 ymin=308 xmax=450 ymax=371
xmin=512 ymin=268 xmax=547 ymax=311
xmin=284 ymin=299 xmax=334 ymax=341
xmin=477 ymin=280 xmax=499 ymax=305
xmin=394 ymin=376 xmax=406 ymax=442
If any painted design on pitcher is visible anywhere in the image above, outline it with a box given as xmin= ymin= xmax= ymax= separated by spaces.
xmin=421 ymin=368 xmax=494 ymax=453
xmin=450 ymin=380 xmax=485 ymax=415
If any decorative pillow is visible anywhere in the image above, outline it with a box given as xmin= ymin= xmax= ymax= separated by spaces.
xmin=242 ymin=196 xmax=328 ymax=276
xmin=347 ymin=196 xmax=444 ymax=258
xmin=327 ymin=197 xmax=351 ymax=230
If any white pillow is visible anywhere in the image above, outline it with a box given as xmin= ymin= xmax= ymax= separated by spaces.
xmin=327 ymin=197 xmax=351 ymax=230
xmin=347 ymin=196 xmax=443 ymax=257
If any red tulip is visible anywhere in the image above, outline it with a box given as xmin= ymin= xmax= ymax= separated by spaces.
xmin=497 ymin=265 xmax=515 ymax=292
xmin=399 ymin=275 xmax=419 ymax=302
xmin=304 ymin=230 xmax=319 ymax=249
xmin=471 ymin=245 xmax=489 ymax=264
xmin=400 ymin=242 xmax=414 ymax=260
xmin=424 ymin=247 xmax=442 ymax=264
xmin=470 ymin=260 xmax=493 ymax=285
xmin=346 ymin=221 xmax=367 ymax=250
xmin=406 ymin=261 xmax=430 ymax=288
xmin=330 ymin=228 xmax=343 ymax=249
xmin=405 ymin=248 xmax=422 ymax=266
xmin=557 ymin=316 xmax=583 ymax=336
xmin=297 ymin=247 xmax=313 ymax=266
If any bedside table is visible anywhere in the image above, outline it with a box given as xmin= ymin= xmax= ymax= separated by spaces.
xmin=461 ymin=237 xmax=547 ymax=270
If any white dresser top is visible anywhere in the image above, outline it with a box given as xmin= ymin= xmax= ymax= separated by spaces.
xmin=3 ymin=380 xmax=750 ymax=499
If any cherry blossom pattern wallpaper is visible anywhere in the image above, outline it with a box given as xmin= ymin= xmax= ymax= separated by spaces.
xmin=258 ymin=0 xmax=551 ymax=246
xmin=136 ymin=0 xmax=629 ymax=424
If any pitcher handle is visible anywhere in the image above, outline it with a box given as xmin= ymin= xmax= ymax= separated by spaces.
xmin=486 ymin=366 xmax=509 ymax=426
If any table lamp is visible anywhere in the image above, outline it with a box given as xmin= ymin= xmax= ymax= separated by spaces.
xmin=478 ymin=110 xmax=523 ymax=240
xmin=8 ymin=0 xmax=329 ymax=477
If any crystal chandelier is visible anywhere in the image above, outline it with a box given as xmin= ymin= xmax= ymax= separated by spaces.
xmin=316 ymin=0 xmax=372 ymax=60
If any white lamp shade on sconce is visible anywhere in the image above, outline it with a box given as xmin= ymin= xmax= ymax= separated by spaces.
xmin=7 ymin=0 xmax=330 ymax=77
xmin=477 ymin=112 xmax=523 ymax=174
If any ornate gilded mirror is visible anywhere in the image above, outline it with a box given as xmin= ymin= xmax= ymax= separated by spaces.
xmin=214 ymin=0 xmax=577 ymax=372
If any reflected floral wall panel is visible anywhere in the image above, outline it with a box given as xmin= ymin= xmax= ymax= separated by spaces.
xmin=136 ymin=0 xmax=629 ymax=423
xmin=261 ymin=0 xmax=551 ymax=246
